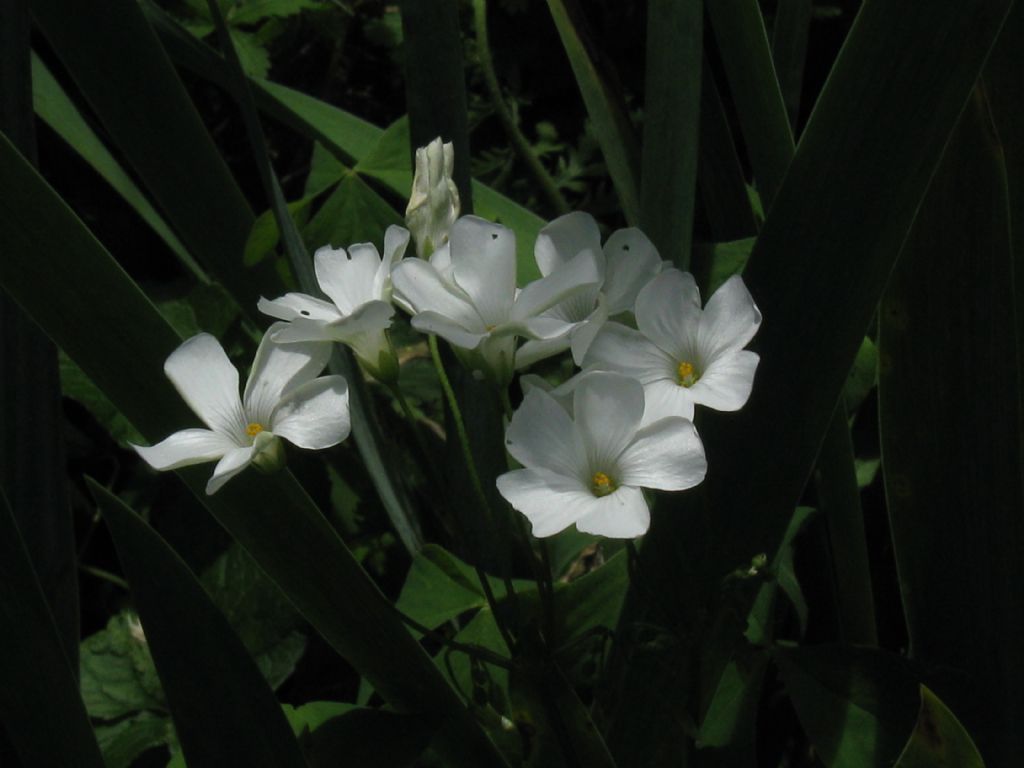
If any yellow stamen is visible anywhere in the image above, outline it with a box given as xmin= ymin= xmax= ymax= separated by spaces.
xmin=677 ymin=360 xmax=699 ymax=388
xmin=591 ymin=471 xmax=615 ymax=497
xmin=246 ymin=422 xmax=264 ymax=437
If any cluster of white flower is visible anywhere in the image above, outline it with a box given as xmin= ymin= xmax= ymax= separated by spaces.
xmin=134 ymin=138 xmax=760 ymax=539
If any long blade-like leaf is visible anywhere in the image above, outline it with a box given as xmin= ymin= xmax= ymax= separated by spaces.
xmin=545 ymin=0 xmax=641 ymax=224
xmin=770 ymin=0 xmax=812 ymax=128
xmin=641 ymin=0 xmax=701 ymax=269
xmin=705 ymin=0 xmax=794 ymax=208
xmin=0 ymin=488 xmax=104 ymax=768
xmin=0 ymin=130 xmax=508 ymax=768
xmin=88 ymin=480 xmax=308 ymax=768
xmin=878 ymin=88 xmax=1023 ymax=761
xmin=30 ymin=0 xmax=281 ymax=307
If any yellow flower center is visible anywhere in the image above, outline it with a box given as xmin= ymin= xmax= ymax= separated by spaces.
xmin=591 ymin=471 xmax=616 ymax=497
xmin=246 ymin=422 xmax=265 ymax=437
xmin=677 ymin=360 xmax=699 ymax=388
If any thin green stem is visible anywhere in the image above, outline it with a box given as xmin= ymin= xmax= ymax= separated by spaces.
xmin=472 ymin=0 xmax=570 ymax=216
xmin=390 ymin=382 xmax=440 ymax=481
xmin=428 ymin=334 xmax=519 ymax=652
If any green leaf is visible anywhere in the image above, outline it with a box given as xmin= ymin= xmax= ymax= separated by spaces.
xmin=80 ymin=611 xmax=165 ymax=720
xmin=94 ymin=713 xmax=172 ymax=768
xmin=228 ymin=28 xmax=270 ymax=77
xmin=396 ymin=546 xmax=490 ymax=630
xmin=31 ymin=0 xmax=282 ymax=308
xmin=770 ymin=0 xmax=812 ymax=128
xmin=0 ymin=488 xmax=106 ymax=768
xmin=228 ymin=0 xmax=321 ymax=26
xmin=301 ymin=708 xmax=434 ymax=768
xmin=90 ymin=480 xmax=308 ymax=768
xmin=894 ymin=686 xmax=985 ymax=768
xmin=59 ymin=351 xmax=144 ymax=447
xmin=200 ymin=543 xmax=307 ymax=690
xmin=303 ymin=173 xmax=403 ymax=251
xmin=244 ymin=196 xmax=317 ymax=267
xmin=705 ymin=0 xmax=794 ymax=208
xmin=878 ymin=87 xmax=1023 ymax=758
xmin=545 ymin=0 xmax=641 ymax=224
xmin=30 ymin=53 xmax=203 ymax=281
xmin=640 ymin=0 xmax=701 ymax=269
xmin=842 ymin=336 xmax=877 ymax=415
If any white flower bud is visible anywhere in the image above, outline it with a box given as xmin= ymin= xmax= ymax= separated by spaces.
xmin=406 ymin=137 xmax=460 ymax=257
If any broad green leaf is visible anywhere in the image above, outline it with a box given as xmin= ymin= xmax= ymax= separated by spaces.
xmin=878 ymin=88 xmax=1023 ymax=759
xmin=303 ymin=173 xmax=403 ymax=251
xmin=894 ymin=686 xmax=985 ymax=768
xmin=705 ymin=0 xmax=794 ymax=208
xmin=244 ymin=197 xmax=316 ymax=267
xmin=94 ymin=713 xmax=172 ymax=768
xmin=0 ymin=488 xmax=105 ymax=768
xmin=842 ymin=336 xmax=877 ymax=415
xmin=545 ymin=0 xmax=641 ymax=224
xmin=31 ymin=0 xmax=282 ymax=308
xmin=80 ymin=611 xmax=165 ymax=720
xmin=30 ymin=53 xmax=203 ymax=281
xmin=228 ymin=0 xmax=321 ymax=25
xmin=90 ymin=481 xmax=308 ymax=768
xmin=200 ymin=543 xmax=307 ymax=690
xmin=700 ymin=237 xmax=756 ymax=295
xmin=396 ymin=546 xmax=489 ymax=630
xmin=59 ymin=351 xmax=144 ymax=447
xmin=640 ymin=0 xmax=701 ymax=269
xmin=0 ymin=133 xmax=508 ymax=768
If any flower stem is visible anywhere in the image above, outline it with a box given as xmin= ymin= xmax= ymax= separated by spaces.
xmin=428 ymin=334 xmax=519 ymax=652
xmin=472 ymin=0 xmax=571 ymax=216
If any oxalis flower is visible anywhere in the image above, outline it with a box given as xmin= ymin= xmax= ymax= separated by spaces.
xmin=516 ymin=211 xmax=664 ymax=369
xmin=392 ymin=215 xmax=601 ymax=387
xmin=132 ymin=327 xmax=350 ymax=495
xmin=584 ymin=269 xmax=761 ymax=423
xmin=496 ymin=371 xmax=706 ymax=538
xmin=257 ymin=226 xmax=410 ymax=383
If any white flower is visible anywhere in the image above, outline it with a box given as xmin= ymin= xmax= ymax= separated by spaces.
xmin=257 ymin=226 xmax=410 ymax=382
xmin=391 ymin=215 xmax=601 ymax=387
xmin=132 ymin=327 xmax=350 ymax=495
xmin=406 ymin=137 xmax=460 ymax=257
xmin=496 ymin=371 xmax=706 ymax=538
xmin=516 ymin=212 xmax=665 ymax=369
xmin=584 ymin=269 xmax=761 ymax=423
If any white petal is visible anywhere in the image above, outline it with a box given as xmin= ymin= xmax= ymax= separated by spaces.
xmin=512 ymin=249 xmax=602 ymax=322
xmin=392 ymin=258 xmax=483 ymax=330
xmin=271 ymin=375 xmax=351 ymax=449
xmin=603 ymin=228 xmax=664 ymax=315
xmin=534 ymin=211 xmax=603 ymax=276
xmin=568 ymin=298 xmax=609 ymax=365
xmin=268 ymin=317 xmax=337 ymax=344
xmin=322 ymin=301 xmax=395 ymax=363
xmin=689 ymin=350 xmax=759 ymax=411
xmin=132 ymin=429 xmax=236 ymax=470
xmin=573 ymin=372 xmax=644 ymax=469
xmin=243 ymin=323 xmax=331 ymax=426
xmin=640 ymin=379 xmax=696 ymax=424
xmin=575 ymin=486 xmax=650 ymax=538
xmin=411 ymin=311 xmax=487 ymax=350
xmin=515 ymin=335 xmax=573 ymax=370
xmin=164 ymin=334 xmax=246 ymax=439
xmin=375 ymin=225 xmax=411 ymax=299
xmin=700 ymin=274 xmax=762 ymax=358
xmin=617 ymin=417 xmax=706 ymax=490
xmin=513 ymin=315 xmax=578 ymax=341
xmin=583 ymin=323 xmax=676 ymax=385
xmin=206 ymin=446 xmax=254 ymax=495
xmin=449 ymin=216 xmax=517 ymax=327
xmin=258 ymin=293 xmax=341 ymax=323
xmin=496 ymin=468 xmax=597 ymax=538
xmin=315 ymin=243 xmax=380 ymax=315
xmin=634 ymin=269 xmax=702 ymax=359
xmin=504 ymin=388 xmax=587 ymax=478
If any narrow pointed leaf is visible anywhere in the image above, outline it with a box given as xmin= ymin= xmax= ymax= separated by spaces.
xmin=545 ymin=0 xmax=641 ymax=224
xmin=770 ymin=0 xmax=812 ymax=128
xmin=894 ymin=686 xmax=985 ymax=768
xmin=88 ymin=480 xmax=307 ymax=768
xmin=706 ymin=0 xmax=795 ymax=208
xmin=0 ymin=488 xmax=104 ymax=768
xmin=641 ymin=0 xmax=701 ymax=269
xmin=878 ymin=89 xmax=1023 ymax=760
